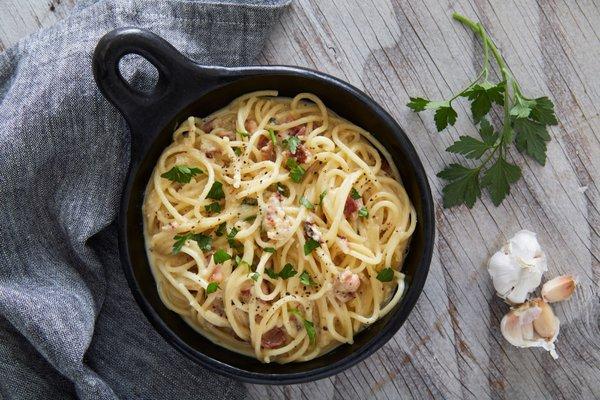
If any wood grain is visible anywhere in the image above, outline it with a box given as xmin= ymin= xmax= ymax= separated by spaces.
xmin=1 ymin=0 xmax=598 ymax=399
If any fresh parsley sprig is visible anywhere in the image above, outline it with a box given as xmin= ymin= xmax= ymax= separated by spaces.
xmin=407 ymin=13 xmax=558 ymax=208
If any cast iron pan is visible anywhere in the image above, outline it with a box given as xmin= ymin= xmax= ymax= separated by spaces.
xmin=92 ymin=27 xmax=434 ymax=384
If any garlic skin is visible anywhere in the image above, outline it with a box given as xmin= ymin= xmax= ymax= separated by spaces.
xmin=488 ymin=230 xmax=547 ymax=304
xmin=500 ymin=299 xmax=560 ymax=359
xmin=542 ymin=275 xmax=577 ymax=303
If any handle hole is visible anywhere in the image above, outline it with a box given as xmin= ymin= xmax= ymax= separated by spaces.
xmin=118 ymin=54 xmax=159 ymax=95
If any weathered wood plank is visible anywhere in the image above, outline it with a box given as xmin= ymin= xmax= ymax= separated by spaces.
xmin=1 ymin=1 xmax=598 ymax=399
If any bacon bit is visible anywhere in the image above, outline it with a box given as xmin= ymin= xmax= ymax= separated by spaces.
xmin=334 ymin=269 xmax=361 ymax=302
xmin=210 ymin=265 xmax=223 ymax=282
xmin=245 ymin=119 xmax=258 ymax=133
xmin=210 ymin=297 xmax=225 ymax=317
xmin=344 ymin=196 xmax=360 ymax=217
xmin=290 ymin=125 xmax=306 ymax=137
xmin=201 ymin=119 xmax=215 ymax=132
xmin=257 ymin=135 xmax=275 ymax=161
xmin=261 ymin=327 xmax=287 ymax=349
xmin=293 ymin=143 xmax=309 ymax=163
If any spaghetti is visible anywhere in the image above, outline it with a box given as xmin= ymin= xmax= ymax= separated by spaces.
xmin=143 ymin=91 xmax=416 ymax=363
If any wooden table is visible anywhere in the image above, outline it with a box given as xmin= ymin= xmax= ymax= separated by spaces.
xmin=2 ymin=1 xmax=598 ymax=399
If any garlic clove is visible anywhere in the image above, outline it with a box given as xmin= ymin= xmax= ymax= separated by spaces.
xmin=542 ymin=275 xmax=577 ymax=303
xmin=500 ymin=299 xmax=560 ymax=359
xmin=509 ymin=230 xmax=545 ymax=265
xmin=488 ymin=250 xmax=521 ymax=298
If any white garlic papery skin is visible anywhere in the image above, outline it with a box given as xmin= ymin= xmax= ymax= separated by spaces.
xmin=488 ymin=230 xmax=547 ymax=304
xmin=500 ymin=299 xmax=560 ymax=359
xmin=542 ymin=275 xmax=577 ymax=303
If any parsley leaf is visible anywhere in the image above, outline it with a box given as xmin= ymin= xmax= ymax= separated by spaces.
xmin=207 ymin=181 xmax=225 ymax=200
xmin=461 ymin=81 xmax=505 ymax=122
xmin=286 ymin=158 xmax=305 ymax=183
xmin=478 ymin=118 xmax=498 ymax=146
xmin=433 ymin=104 xmax=458 ymax=131
xmin=513 ymin=117 xmax=551 ymax=165
xmin=251 ymin=272 xmax=259 ymax=281
xmin=172 ymin=233 xmax=212 ymax=254
xmin=265 ymin=268 xmax=279 ymax=279
xmin=206 ymin=282 xmax=219 ymax=294
xmin=406 ymin=97 xmax=431 ymax=112
xmin=437 ymin=164 xmax=481 ymax=208
xmin=358 ymin=206 xmax=369 ymax=218
xmin=299 ymin=271 xmax=315 ymax=286
xmin=299 ymin=196 xmax=314 ymax=209
xmin=263 ymin=247 xmax=275 ymax=253
xmin=279 ymin=263 xmax=297 ymax=279
xmin=215 ymin=222 xmax=226 ymax=237
xmin=376 ymin=268 xmax=394 ymax=282
xmin=303 ymin=319 xmax=316 ymax=345
xmin=318 ymin=190 xmax=328 ymax=205
xmin=529 ymin=96 xmax=558 ymax=126
xmin=284 ymin=136 xmax=301 ymax=154
xmin=204 ymin=202 xmax=221 ymax=214
xmin=350 ymin=187 xmax=361 ymax=200
xmin=227 ymin=227 xmax=243 ymax=249
xmin=213 ymin=249 xmax=231 ymax=264
xmin=446 ymin=135 xmax=492 ymax=159
xmin=233 ymin=147 xmax=242 ymax=156
xmin=303 ymin=238 xmax=320 ymax=255
xmin=481 ymin=157 xmax=521 ymax=206
xmin=268 ymin=129 xmax=277 ymax=144
xmin=161 ymin=165 xmax=202 ymax=184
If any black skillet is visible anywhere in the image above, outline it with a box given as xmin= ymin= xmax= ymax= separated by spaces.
xmin=92 ymin=27 xmax=434 ymax=384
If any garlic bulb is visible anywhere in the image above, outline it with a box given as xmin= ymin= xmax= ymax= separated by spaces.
xmin=488 ymin=230 xmax=547 ymax=304
xmin=500 ymin=299 xmax=560 ymax=359
xmin=542 ymin=275 xmax=577 ymax=303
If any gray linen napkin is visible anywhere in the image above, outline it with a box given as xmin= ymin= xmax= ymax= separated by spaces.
xmin=0 ymin=1 xmax=290 ymax=398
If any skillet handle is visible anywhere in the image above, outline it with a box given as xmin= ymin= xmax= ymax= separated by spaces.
xmin=93 ymin=28 xmax=197 ymax=131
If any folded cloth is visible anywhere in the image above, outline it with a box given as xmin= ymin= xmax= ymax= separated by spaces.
xmin=0 ymin=1 xmax=290 ymax=398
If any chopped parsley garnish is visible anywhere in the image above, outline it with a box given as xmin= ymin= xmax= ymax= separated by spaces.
xmin=204 ymin=202 xmax=221 ymax=213
xmin=227 ymin=227 xmax=243 ymax=249
xmin=161 ymin=165 xmax=202 ymax=184
xmin=263 ymin=247 xmax=275 ymax=253
xmin=288 ymin=308 xmax=316 ymax=345
xmin=265 ymin=268 xmax=279 ymax=279
xmin=358 ymin=206 xmax=369 ymax=218
xmin=376 ymin=267 xmax=394 ymax=282
xmin=286 ymin=158 xmax=305 ymax=183
xmin=236 ymin=130 xmax=249 ymax=137
xmin=215 ymin=222 xmax=226 ymax=236
xmin=318 ymin=190 xmax=328 ymax=205
xmin=279 ymin=263 xmax=297 ymax=279
xmin=268 ymin=128 xmax=277 ymax=144
xmin=350 ymin=187 xmax=361 ymax=200
xmin=299 ymin=271 xmax=315 ymax=286
xmin=251 ymin=272 xmax=259 ymax=281
xmin=283 ymin=136 xmax=301 ymax=154
xmin=233 ymin=147 xmax=242 ymax=156
xmin=299 ymin=196 xmax=314 ymax=209
xmin=241 ymin=197 xmax=258 ymax=206
xmin=206 ymin=282 xmax=219 ymax=294
xmin=303 ymin=238 xmax=320 ymax=255
xmin=207 ymin=181 xmax=225 ymax=200
xmin=172 ymin=233 xmax=211 ymax=254
xmin=213 ymin=249 xmax=231 ymax=264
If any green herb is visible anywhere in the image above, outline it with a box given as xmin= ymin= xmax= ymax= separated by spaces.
xmin=276 ymin=182 xmax=290 ymax=197
xmin=233 ymin=147 xmax=242 ymax=156
xmin=279 ymin=263 xmax=297 ymax=279
xmin=227 ymin=227 xmax=243 ymax=249
xmin=215 ymin=222 xmax=227 ymax=237
xmin=358 ymin=206 xmax=369 ymax=218
xmin=288 ymin=308 xmax=316 ymax=345
xmin=213 ymin=249 xmax=231 ymax=264
xmin=299 ymin=271 xmax=315 ymax=286
xmin=251 ymin=272 xmax=259 ymax=281
xmin=283 ymin=136 xmax=301 ymax=154
xmin=207 ymin=181 xmax=225 ymax=200
xmin=318 ymin=190 xmax=328 ymax=205
xmin=303 ymin=238 xmax=320 ymax=255
xmin=350 ymin=187 xmax=361 ymax=200
xmin=286 ymin=158 xmax=305 ymax=183
xmin=236 ymin=130 xmax=249 ymax=138
xmin=243 ymin=215 xmax=257 ymax=223
xmin=241 ymin=197 xmax=258 ymax=206
xmin=299 ymin=196 xmax=314 ymax=210
xmin=407 ymin=13 xmax=557 ymax=208
xmin=376 ymin=268 xmax=394 ymax=282
xmin=161 ymin=165 xmax=202 ymax=184
xmin=265 ymin=268 xmax=279 ymax=279
xmin=263 ymin=247 xmax=276 ymax=253
xmin=204 ymin=202 xmax=221 ymax=214
xmin=206 ymin=282 xmax=219 ymax=294
xmin=172 ymin=233 xmax=211 ymax=254
xmin=268 ymin=129 xmax=277 ymax=144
